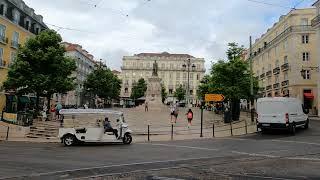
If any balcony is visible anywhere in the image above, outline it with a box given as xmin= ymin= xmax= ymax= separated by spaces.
xmin=0 ymin=35 xmax=8 ymax=44
xmin=273 ymin=67 xmax=280 ymax=75
xmin=11 ymin=40 xmax=20 ymax=49
xmin=266 ymin=85 xmax=272 ymax=91
xmin=266 ymin=70 xmax=272 ymax=77
xmin=312 ymin=15 xmax=320 ymax=27
xmin=260 ymin=73 xmax=265 ymax=79
xmin=259 ymin=87 xmax=265 ymax=92
xmin=281 ymin=80 xmax=289 ymax=87
xmin=252 ymin=25 xmax=314 ymax=58
xmin=273 ymin=83 xmax=280 ymax=90
xmin=281 ymin=63 xmax=289 ymax=71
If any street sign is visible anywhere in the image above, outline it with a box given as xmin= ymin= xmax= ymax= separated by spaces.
xmin=205 ymin=94 xmax=225 ymax=102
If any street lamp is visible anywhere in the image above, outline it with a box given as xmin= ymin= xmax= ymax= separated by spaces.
xmin=182 ymin=58 xmax=196 ymax=107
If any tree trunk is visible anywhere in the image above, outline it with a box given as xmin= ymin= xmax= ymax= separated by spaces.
xmin=231 ymin=99 xmax=240 ymax=121
xmin=47 ymin=94 xmax=51 ymax=114
xmin=35 ymin=94 xmax=40 ymax=115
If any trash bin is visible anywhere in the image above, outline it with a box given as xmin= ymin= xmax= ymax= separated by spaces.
xmin=224 ymin=110 xmax=232 ymax=123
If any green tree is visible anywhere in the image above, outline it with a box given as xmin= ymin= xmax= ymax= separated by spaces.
xmin=198 ymin=43 xmax=258 ymax=120
xmin=3 ymin=30 xmax=77 ymax=112
xmin=161 ymin=84 xmax=167 ymax=103
xmin=174 ymin=85 xmax=186 ymax=102
xmin=84 ymin=66 xmax=121 ymax=101
xmin=130 ymin=78 xmax=147 ymax=100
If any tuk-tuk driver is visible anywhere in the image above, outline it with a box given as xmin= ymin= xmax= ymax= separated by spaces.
xmin=104 ymin=117 xmax=118 ymax=138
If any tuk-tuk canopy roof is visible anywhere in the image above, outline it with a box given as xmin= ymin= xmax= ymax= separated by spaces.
xmin=59 ymin=109 xmax=123 ymax=116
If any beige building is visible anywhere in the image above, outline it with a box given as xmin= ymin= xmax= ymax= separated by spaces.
xmin=250 ymin=8 xmax=317 ymax=111
xmin=120 ymin=52 xmax=205 ymax=103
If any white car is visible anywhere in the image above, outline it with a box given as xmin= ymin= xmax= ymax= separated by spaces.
xmin=58 ymin=109 xmax=132 ymax=146
xmin=257 ymin=97 xmax=309 ymax=135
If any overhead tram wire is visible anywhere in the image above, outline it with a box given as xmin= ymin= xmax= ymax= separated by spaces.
xmin=46 ymin=23 xmax=94 ymax=33
xmin=246 ymin=0 xmax=292 ymax=9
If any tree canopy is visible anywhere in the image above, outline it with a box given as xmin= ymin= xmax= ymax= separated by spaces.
xmin=130 ymin=78 xmax=147 ymax=100
xmin=174 ymin=85 xmax=186 ymax=102
xmin=3 ymin=30 xmax=77 ymax=110
xmin=84 ymin=66 xmax=121 ymax=100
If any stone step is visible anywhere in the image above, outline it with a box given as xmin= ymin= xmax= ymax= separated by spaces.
xmin=29 ymin=129 xmax=58 ymax=134
xmin=27 ymin=132 xmax=57 ymax=137
xmin=30 ymin=126 xmax=58 ymax=130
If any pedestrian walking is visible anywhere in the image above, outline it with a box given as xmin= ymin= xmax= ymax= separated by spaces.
xmin=55 ymin=102 xmax=62 ymax=121
xmin=170 ymin=103 xmax=175 ymax=123
xmin=186 ymin=109 xmax=193 ymax=128
xmin=50 ymin=104 xmax=56 ymax=121
xmin=173 ymin=104 xmax=179 ymax=123
xmin=145 ymin=101 xmax=149 ymax=112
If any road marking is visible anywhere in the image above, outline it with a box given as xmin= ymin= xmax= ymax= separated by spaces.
xmin=231 ymin=150 xmax=279 ymax=158
xmin=286 ymin=157 xmax=320 ymax=161
xmin=271 ymin=139 xmax=320 ymax=146
xmin=139 ymin=143 xmax=219 ymax=151
xmin=0 ymin=156 xmax=218 ymax=179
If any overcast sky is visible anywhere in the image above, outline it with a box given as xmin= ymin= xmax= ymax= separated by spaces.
xmin=24 ymin=0 xmax=315 ymax=70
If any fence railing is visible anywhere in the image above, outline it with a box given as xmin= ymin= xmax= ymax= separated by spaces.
xmin=143 ymin=119 xmax=257 ymax=141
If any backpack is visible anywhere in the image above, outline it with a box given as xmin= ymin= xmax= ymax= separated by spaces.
xmin=187 ymin=112 xmax=193 ymax=119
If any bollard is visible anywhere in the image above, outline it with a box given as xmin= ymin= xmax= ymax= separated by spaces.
xmin=148 ymin=125 xmax=150 ymax=142
xmin=212 ymin=123 xmax=215 ymax=137
xmin=171 ymin=124 xmax=173 ymax=140
xmin=6 ymin=126 xmax=9 ymax=140
xmin=245 ymin=120 xmax=248 ymax=134
xmin=200 ymin=106 xmax=203 ymax=137
xmin=230 ymin=122 xmax=233 ymax=136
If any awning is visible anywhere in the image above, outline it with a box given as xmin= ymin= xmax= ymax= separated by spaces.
xmin=304 ymin=93 xmax=314 ymax=99
xmin=30 ymin=97 xmax=37 ymax=104
xmin=18 ymin=96 xmax=30 ymax=104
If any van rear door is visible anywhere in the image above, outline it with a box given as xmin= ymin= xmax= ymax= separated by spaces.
xmin=257 ymin=100 xmax=286 ymax=124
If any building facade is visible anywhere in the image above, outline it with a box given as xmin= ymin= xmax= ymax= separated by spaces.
xmin=120 ymin=52 xmax=205 ymax=104
xmin=54 ymin=42 xmax=96 ymax=107
xmin=250 ymin=8 xmax=317 ymax=112
xmin=0 ymin=0 xmax=47 ymax=112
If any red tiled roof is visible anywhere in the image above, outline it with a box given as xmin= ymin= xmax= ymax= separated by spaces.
xmin=62 ymin=42 xmax=97 ymax=64
xmin=112 ymin=70 xmax=121 ymax=74
xmin=136 ymin=52 xmax=194 ymax=58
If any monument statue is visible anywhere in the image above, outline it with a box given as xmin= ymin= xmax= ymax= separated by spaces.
xmin=152 ymin=60 xmax=158 ymax=76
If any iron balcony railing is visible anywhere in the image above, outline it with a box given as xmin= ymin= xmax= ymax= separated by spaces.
xmin=311 ymin=15 xmax=320 ymax=27
xmin=273 ymin=67 xmax=280 ymax=75
xmin=281 ymin=80 xmax=289 ymax=87
xmin=11 ymin=40 xmax=19 ymax=49
xmin=273 ymin=83 xmax=280 ymax=89
xmin=252 ymin=25 xmax=314 ymax=58
xmin=259 ymin=87 xmax=265 ymax=92
xmin=266 ymin=85 xmax=272 ymax=91
xmin=0 ymin=35 xmax=8 ymax=44
xmin=260 ymin=73 xmax=265 ymax=79
xmin=281 ymin=63 xmax=289 ymax=71
xmin=266 ymin=71 xmax=272 ymax=77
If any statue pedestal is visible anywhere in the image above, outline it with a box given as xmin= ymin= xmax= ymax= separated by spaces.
xmin=145 ymin=76 xmax=163 ymax=109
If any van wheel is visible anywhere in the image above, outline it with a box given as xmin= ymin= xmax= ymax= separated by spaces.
xmin=63 ymin=134 xmax=76 ymax=146
xmin=304 ymin=119 xmax=309 ymax=129
xmin=290 ymin=124 xmax=296 ymax=135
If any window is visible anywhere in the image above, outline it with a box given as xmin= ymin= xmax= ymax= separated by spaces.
xmin=190 ymin=73 xmax=194 ymax=79
xmin=124 ymin=88 xmax=128 ymax=93
xmin=284 ymin=72 xmax=288 ymax=80
xmin=275 ymin=60 xmax=279 ymax=67
xmin=301 ymin=18 xmax=308 ymax=26
xmin=196 ymin=74 xmax=200 ymax=80
xmin=302 ymin=35 xmax=309 ymax=44
xmin=0 ymin=48 xmax=3 ymax=65
xmin=169 ymin=89 xmax=173 ymax=94
xmin=13 ymin=10 xmax=20 ymax=24
xmin=147 ymin=63 xmax=150 ymax=68
xmin=170 ymin=63 xmax=173 ymax=69
xmin=169 ymin=73 xmax=172 ymax=78
xmin=275 ymin=75 xmax=279 ymax=83
xmin=176 ymin=72 xmax=180 ymax=80
xmin=25 ymin=21 xmax=30 ymax=30
xmin=0 ymin=24 xmax=5 ymax=42
xmin=0 ymin=4 xmax=6 ymax=16
xmin=183 ymin=73 xmax=187 ymax=79
xmin=161 ymin=63 xmax=165 ymax=69
xmin=12 ymin=31 xmax=19 ymax=48
xmin=283 ymin=39 xmax=288 ymax=50
xmin=302 ymin=52 xmax=309 ymax=61
xmin=10 ymin=51 xmax=17 ymax=65
xmin=302 ymin=70 xmax=311 ymax=80
xmin=284 ymin=56 xmax=288 ymax=64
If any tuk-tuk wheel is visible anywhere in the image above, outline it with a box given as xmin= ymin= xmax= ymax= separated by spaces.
xmin=63 ymin=134 xmax=76 ymax=146
xmin=123 ymin=133 xmax=132 ymax=144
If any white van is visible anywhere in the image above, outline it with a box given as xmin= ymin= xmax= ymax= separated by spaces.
xmin=256 ymin=97 xmax=309 ymax=135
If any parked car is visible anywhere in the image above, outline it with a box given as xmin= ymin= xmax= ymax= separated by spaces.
xmin=256 ymin=97 xmax=309 ymax=135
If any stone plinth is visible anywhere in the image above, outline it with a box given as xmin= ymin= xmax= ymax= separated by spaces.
xmin=145 ymin=76 xmax=163 ymax=108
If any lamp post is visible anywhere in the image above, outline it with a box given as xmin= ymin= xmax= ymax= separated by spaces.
xmin=182 ymin=58 xmax=196 ymax=107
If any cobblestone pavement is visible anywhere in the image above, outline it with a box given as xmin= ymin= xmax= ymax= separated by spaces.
xmin=113 ymin=105 xmax=256 ymax=141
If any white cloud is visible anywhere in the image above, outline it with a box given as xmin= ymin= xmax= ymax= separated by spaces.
xmin=23 ymin=0 xmax=314 ymax=71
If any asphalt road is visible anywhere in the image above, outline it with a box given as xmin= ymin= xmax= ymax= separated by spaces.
xmin=1 ymin=120 xmax=320 ymax=179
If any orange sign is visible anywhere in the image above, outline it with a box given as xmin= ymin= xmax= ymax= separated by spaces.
xmin=205 ymin=94 xmax=225 ymax=102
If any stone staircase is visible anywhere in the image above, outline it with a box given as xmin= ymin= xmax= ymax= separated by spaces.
xmin=26 ymin=120 xmax=60 ymax=139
